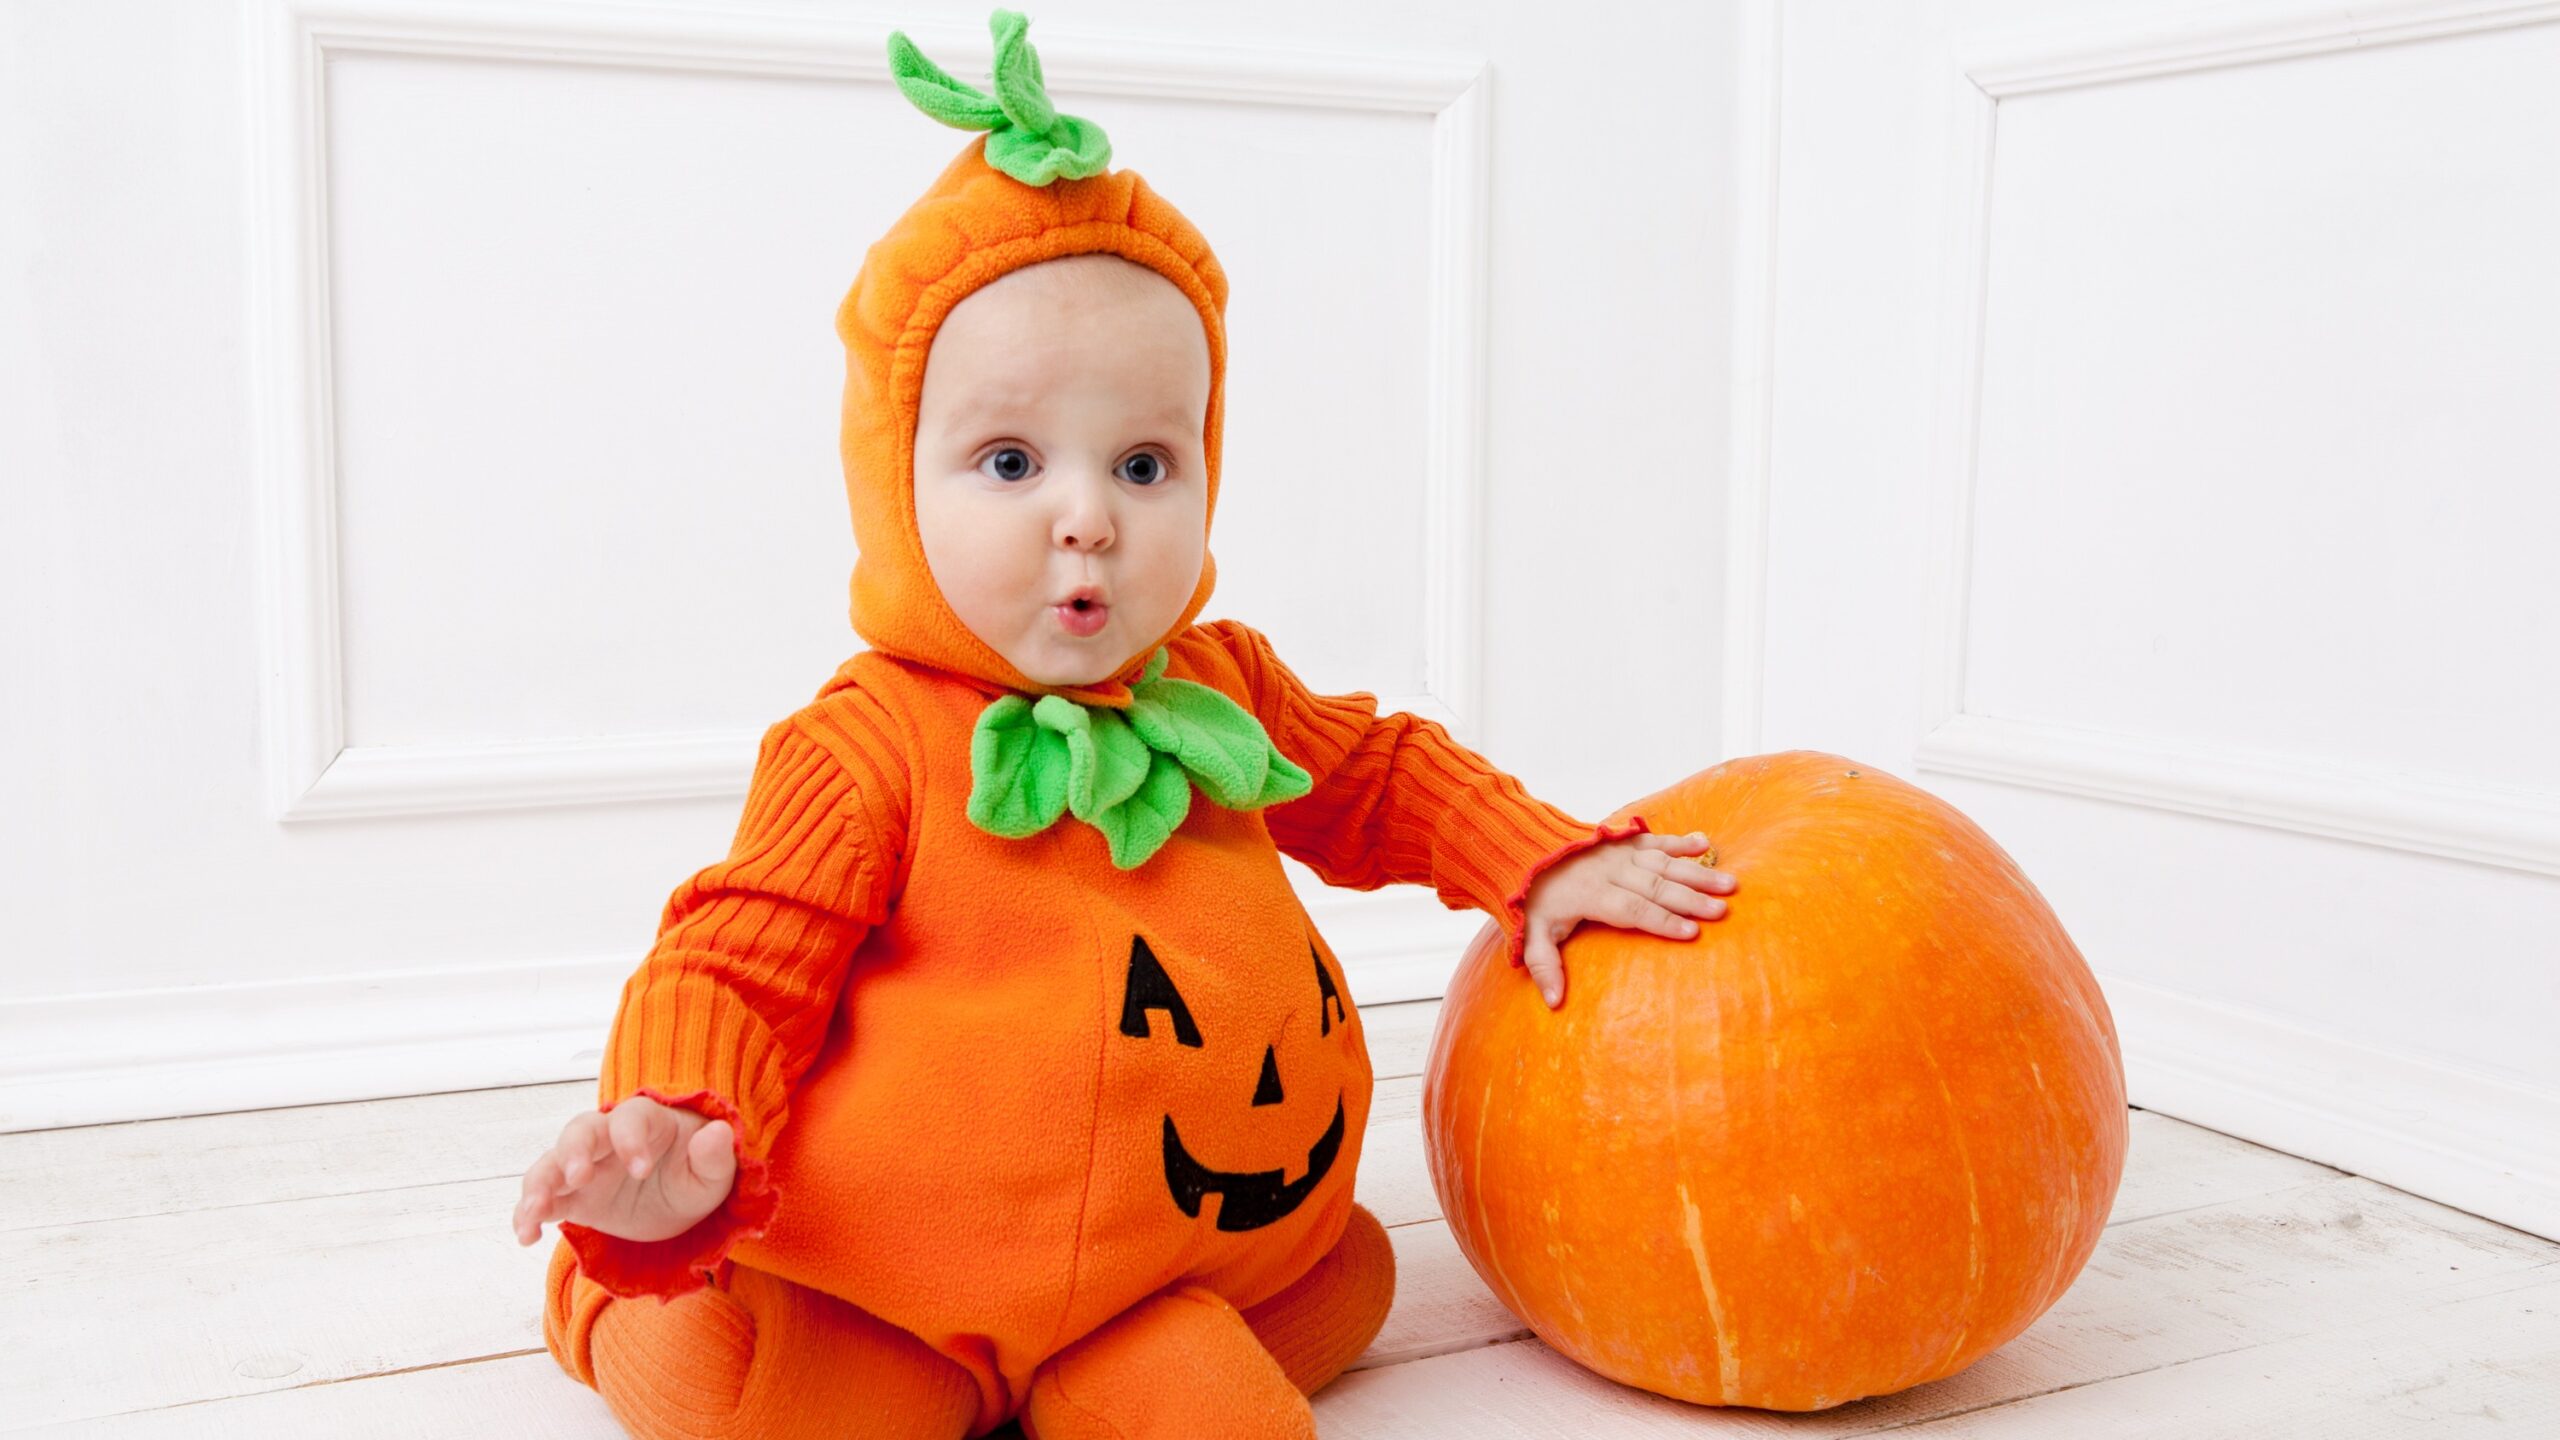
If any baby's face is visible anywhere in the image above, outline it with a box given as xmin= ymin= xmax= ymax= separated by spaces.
xmin=913 ymin=254 xmax=1211 ymax=689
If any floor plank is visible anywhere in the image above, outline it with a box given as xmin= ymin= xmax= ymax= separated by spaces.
xmin=59 ymin=1258 xmax=2547 ymax=1440
xmin=0 ymin=1076 xmax=2355 ymax=1424
xmin=2108 ymin=1109 xmax=2343 ymax=1224
xmin=1785 ymin=1175 xmax=2555 ymax=1429
xmin=1352 ymin=1220 xmax=1531 ymax=1371
xmin=1356 ymin=1076 xmax=1437 ymax=1229
xmin=2 ymin=1216 xmax=1514 ymax=1437
xmin=1359 ymin=998 xmax=1441 ymax=1083
xmin=0 ymin=1081 xmax=589 ymax=1234
xmin=1318 ymin=1177 xmax=2557 ymax=1435
xmin=1885 ymin=1265 xmax=2560 ymax=1437
xmin=7 ymin=990 xmax=2555 ymax=1438
xmin=13 ymin=1353 xmax=608 ymax=1440
xmin=1319 ymin=1259 xmax=2560 ymax=1439
xmin=0 ymin=1088 xmax=1453 ymax=1430
xmin=2 ymin=1176 xmax=553 ymax=1428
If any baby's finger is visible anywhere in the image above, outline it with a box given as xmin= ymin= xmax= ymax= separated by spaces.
xmin=520 ymin=1151 xmax=561 ymax=1208
xmin=1614 ymin=884 xmax=1704 ymax=938
xmin=608 ymin=1099 xmax=666 ymax=1179
xmin=1662 ymin=856 xmax=1738 ymax=895
xmin=516 ymin=1155 xmax=565 ymax=1243
xmin=557 ymin=1111 xmax=612 ymax=1190
xmin=1522 ymin=933 xmax=1567 ymax=1010
xmin=514 ymin=1186 xmax=552 ymax=1245
xmin=1638 ymin=859 xmax=1730 ymax=917
xmin=686 ymin=1119 xmax=738 ymax=1190
xmin=1653 ymin=872 xmax=1730 ymax=921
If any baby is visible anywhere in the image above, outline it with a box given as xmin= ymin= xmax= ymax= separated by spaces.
xmin=512 ymin=12 xmax=1736 ymax=1439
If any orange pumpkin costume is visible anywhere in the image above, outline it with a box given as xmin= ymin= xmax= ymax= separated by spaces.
xmin=538 ymin=13 xmax=1648 ymax=1437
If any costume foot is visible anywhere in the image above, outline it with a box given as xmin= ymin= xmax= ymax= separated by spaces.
xmin=1239 ymin=1201 xmax=1396 ymax=1395
xmin=545 ymin=1240 xmax=981 ymax=1440
xmin=1023 ymin=1285 xmax=1314 ymax=1440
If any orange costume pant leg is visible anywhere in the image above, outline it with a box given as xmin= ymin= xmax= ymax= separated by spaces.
xmin=544 ymin=1242 xmax=981 ymax=1440
xmin=1023 ymin=1204 xmax=1397 ymax=1440
xmin=543 ymin=1203 xmax=1393 ymax=1439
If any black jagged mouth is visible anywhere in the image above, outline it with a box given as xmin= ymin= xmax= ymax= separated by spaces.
xmin=1160 ymin=1096 xmax=1346 ymax=1232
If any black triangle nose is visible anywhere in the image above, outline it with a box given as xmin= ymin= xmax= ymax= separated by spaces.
xmin=1252 ymin=1044 xmax=1284 ymax=1106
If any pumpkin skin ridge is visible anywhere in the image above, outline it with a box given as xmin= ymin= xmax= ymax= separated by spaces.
xmin=1423 ymin=751 xmax=2128 ymax=1412
xmin=1778 ymin=758 xmax=2114 ymax=1401
xmin=1742 ymin=791 xmax=1988 ymax=1401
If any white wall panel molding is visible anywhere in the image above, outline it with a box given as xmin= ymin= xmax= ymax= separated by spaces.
xmin=2112 ymin=972 xmax=2560 ymax=1240
xmin=247 ymin=0 xmax=1493 ymax=822
xmin=1911 ymin=0 xmax=2560 ymax=878
xmin=1955 ymin=0 xmax=2560 ymax=99
xmin=1928 ymin=713 xmax=2560 ymax=880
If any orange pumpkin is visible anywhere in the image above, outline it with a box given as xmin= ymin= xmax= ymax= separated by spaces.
xmin=1422 ymin=751 xmax=2127 ymax=1410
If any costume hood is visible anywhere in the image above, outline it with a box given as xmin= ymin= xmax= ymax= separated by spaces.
xmin=838 ymin=10 xmax=1228 ymax=712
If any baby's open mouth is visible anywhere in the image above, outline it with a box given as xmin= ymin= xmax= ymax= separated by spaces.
xmin=1055 ymin=598 xmax=1109 ymax=636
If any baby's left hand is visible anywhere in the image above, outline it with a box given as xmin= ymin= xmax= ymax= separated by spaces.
xmin=1519 ymin=831 xmax=1736 ymax=1009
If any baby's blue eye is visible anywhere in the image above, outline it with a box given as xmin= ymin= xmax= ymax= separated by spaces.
xmin=1119 ymin=452 xmax=1167 ymax=486
xmin=980 ymin=447 xmax=1035 ymax=482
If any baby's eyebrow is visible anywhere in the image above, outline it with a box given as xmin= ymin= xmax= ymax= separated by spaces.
xmin=939 ymin=387 xmax=1197 ymax=442
xmin=943 ymin=390 xmax=1037 ymax=433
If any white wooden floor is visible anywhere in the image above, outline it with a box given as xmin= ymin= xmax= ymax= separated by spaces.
xmin=5 ymin=997 xmax=2555 ymax=1437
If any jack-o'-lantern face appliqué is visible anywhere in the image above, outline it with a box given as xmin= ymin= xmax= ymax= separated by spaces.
xmin=1120 ymin=932 xmax=1354 ymax=1232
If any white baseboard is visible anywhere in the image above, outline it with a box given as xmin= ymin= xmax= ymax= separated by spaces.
xmin=2110 ymin=974 xmax=2560 ymax=1242
xmin=0 ymin=957 xmax=628 ymax=1134
xmin=0 ymin=892 xmax=1483 ymax=1134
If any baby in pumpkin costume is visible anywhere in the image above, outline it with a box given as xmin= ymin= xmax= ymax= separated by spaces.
xmin=519 ymin=12 xmax=1721 ymax=1437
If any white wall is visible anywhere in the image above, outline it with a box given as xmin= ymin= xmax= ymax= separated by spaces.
xmin=0 ymin=1 xmax=1738 ymax=1128
xmin=1740 ymin=0 xmax=2560 ymax=1239
xmin=22 ymin=0 xmax=2542 ymax=1255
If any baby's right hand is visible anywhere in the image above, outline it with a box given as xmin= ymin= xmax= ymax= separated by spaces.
xmin=512 ymin=1094 xmax=739 ymax=1247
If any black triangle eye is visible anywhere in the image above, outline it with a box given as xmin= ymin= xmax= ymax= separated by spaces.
xmin=1313 ymin=941 xmax=1345 ymax=1037
xmin=1120 ymin=935 xmax=1201 ymax=1047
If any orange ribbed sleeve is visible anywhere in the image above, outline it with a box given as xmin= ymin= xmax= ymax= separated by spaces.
xmin=560 ymin=707 xmax=907 ymax=1299
xmin=1202 ymin=620 xmax=1652 ymax=970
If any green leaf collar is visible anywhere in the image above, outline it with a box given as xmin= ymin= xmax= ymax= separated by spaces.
xmin=967 ymin=647 xmax=1313 ymax=869
xmin=887 ymin=10 xmax=1111 ymax=186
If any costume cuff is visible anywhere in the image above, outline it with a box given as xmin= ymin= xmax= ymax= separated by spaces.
xmin=558 ymin=1085 xmax=781 ymax=1300
xmin=1496 ymin=814 xmax=1655 ymax=969
xmin=575 ymin=972 xmax=794 ymax=1298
